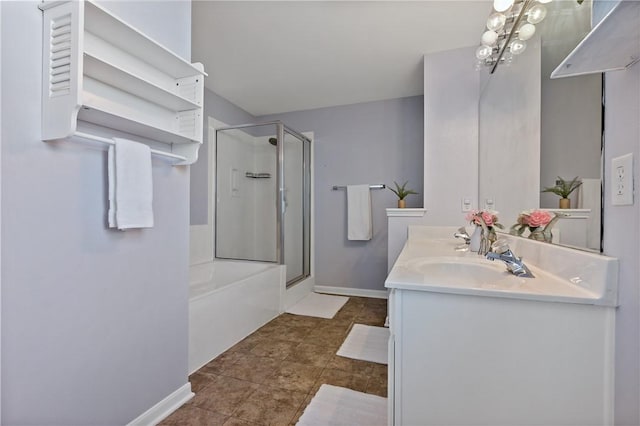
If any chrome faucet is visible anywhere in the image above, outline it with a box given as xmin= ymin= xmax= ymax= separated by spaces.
xmin=453 ymin=227 xmax=471 ymax=244
xmin=485 ymin=240 xmax=534 ymax=278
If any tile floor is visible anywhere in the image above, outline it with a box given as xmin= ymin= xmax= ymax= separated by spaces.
xmin=161 ymin=296 xmax=388 ymax=426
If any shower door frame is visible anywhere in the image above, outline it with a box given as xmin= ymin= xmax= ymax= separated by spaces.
xmin=215 ymin=121 xmax=312 ymax=286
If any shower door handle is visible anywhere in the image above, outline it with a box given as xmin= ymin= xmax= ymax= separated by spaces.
xmin=282 ymin=188 xmax=288 ymax=214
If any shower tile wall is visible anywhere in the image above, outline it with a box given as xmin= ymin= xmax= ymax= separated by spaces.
xmin=216 ymin=130 xmax=277 ymax=261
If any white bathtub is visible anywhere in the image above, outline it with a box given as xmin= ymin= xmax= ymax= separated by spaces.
xmin=188 ymin=260 xmax=284 ymax=373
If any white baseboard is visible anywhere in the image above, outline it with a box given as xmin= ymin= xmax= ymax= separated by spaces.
xmin=314 ymin=285 xmax=388 ymax=299
xmin=127 ymin=382 xmax=194 ymax=426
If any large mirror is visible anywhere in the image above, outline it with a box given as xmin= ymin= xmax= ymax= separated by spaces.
xmin=479 ymin=0 xmax=602 ymax=252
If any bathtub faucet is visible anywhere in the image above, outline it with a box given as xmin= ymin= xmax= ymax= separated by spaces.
xmin=485 ymin=240 xmax=534 ymax=278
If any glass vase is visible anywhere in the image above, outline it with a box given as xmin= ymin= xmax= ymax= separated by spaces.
xmin=469 ymin=225 xmax=482 ymax=252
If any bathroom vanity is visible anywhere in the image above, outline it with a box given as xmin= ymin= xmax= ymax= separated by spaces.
xmin=385 ymin=226 xmax=618 ymax=426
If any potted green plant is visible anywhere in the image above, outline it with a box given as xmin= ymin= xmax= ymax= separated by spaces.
xmin=388 ymin=181 xmax=419 ymax=208
xmin=541 ymin=176 xmax=582 ymax=209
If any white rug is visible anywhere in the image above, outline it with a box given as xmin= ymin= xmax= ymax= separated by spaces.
xmin=286 ymin=292 xmax=349 ymax=319
xmin=297 ymin=384 xmax=387 ymax=426
xmin=337 ymin=324 xmax=389 ymax=364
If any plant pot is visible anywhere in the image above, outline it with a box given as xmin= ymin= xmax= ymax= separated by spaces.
xmin=559 ymin=198 xmax=570 ymax=209
xmin=397 ymin=199 xmax=406 ymax=208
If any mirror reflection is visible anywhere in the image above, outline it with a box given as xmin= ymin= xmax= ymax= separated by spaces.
xmin=479 ymin=0 xmax=602 ymax=252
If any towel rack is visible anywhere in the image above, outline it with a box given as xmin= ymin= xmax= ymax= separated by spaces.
xmin=332 ymin=184 xmax=386 ymax=190
xmin=73 ymin=132 xmax=187 ymax=163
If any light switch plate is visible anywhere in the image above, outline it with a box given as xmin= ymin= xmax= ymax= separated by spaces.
xmin=484 ymin=198 xmax=495 ymax=210
xmin=611 ymin=153 xmax=633 ymax=206
xmin=461 ymin=197 xmax=472 ymax=212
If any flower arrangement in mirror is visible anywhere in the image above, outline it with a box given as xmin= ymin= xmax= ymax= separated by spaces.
xmin=388 ymin=181 xmax=419 ymax=208
xmin=510 ymin=209 xmax=568 ymax=243
xmin=465 ymin=210 xmax=503 ymax=253
xmin=541 ymin=176 xmax=583 ymax=209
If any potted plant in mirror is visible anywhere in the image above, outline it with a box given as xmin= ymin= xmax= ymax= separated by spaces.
xmin=388 ymin=181 xmax=419 ymax=208
xmin=541 ymin=176 xmax=582 ymax=209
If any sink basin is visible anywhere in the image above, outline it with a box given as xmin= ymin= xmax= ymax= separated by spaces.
xmin=402 ymin=257 xmax=513 ymax=287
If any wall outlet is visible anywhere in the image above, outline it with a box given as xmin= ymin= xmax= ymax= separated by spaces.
xmin=611 ymin=153 xmax=633 ymax=206
xmin=461 ymin=198 xmax=472 ymax=212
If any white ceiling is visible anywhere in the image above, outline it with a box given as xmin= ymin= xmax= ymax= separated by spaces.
xmin=192 ymin=1 xmax=492 ymax=116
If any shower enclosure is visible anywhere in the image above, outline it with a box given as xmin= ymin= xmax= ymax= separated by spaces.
xmin=215 ymin=122 xmax=311 ymax=286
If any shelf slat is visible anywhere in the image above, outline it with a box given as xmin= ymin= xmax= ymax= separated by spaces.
xmin=85 ymin=0 xmax=206 ymax=79
xmin=83 ymin=52 xmax=200 ymax=111
xmin=79 ymin=102 xmax=197 ymax=145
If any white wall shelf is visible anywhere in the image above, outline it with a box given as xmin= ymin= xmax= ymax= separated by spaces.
xmin=385 ymin=208 xmax=426 ymax=218
xmin=551 ymin=1 xmax=640 ymax=79
xmin=40 ymin=0 xmax=207 ymax=165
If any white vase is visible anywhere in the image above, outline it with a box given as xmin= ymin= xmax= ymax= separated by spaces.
xmin=469 ymin=225 xmax=482 ymax=252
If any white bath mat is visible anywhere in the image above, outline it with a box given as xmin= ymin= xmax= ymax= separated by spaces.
xmin=286 ymin=292 xmax=349 ymax=319
xmin=297 ymin=384 xmax=387 ymax=426
xmin=337 ymin=324 xmax=389 ymax=364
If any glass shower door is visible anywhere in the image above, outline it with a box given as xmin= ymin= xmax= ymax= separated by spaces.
xmin=215 ymin=121 xmax=311 ymax=286
xmin=283 ymin=129 xmax=311 ymax=285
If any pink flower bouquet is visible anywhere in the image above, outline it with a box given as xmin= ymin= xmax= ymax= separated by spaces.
xmin=510 ymin=209 xmax=559 ymax=242
xmin=465 ymin=210 xmax=503 ymax=229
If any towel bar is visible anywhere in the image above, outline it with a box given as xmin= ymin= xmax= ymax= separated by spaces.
xmin=332 ymin=184 xmax=386 ymax=191
xmin=72 ymin=132 xmax=187 ymax=162
xmin=246 ymin=172 xmax=272 ymax=179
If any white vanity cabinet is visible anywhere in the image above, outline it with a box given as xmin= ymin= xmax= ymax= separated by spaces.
xmin=387 ymin=287 xmax=615 ymax=426
xmin=385 ymin=226 xmax=618 ymax=426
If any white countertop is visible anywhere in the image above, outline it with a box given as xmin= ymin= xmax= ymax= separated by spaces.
xmin=384 ymin=226 xmax=619 ymax=306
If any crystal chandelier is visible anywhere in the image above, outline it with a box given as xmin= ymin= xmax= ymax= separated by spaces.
xmin=475 ymin=0 xmax=551 ymax=73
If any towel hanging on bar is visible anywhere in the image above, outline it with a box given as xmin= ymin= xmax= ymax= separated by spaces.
xmin=347 ymin=184 xmax=373 ymax=241
xmin=108 ymin=138 xmax=154 ymax=230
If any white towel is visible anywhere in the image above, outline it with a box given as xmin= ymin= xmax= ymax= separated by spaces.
xmin=347 ymin=184 xmax=372 ymax=241
xmin=579 ymin=178 xmax=601 ymax=250
xmin=108 ymin=138 xmax=154 ymax=230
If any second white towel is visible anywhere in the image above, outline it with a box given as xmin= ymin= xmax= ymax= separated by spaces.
xmin=108 ymin=138 xmax=154 ymax=230
xmin=578 ymin=178 xmax=601 ymax=250
xmin=347 ymin=184 xmax=372 ymax=240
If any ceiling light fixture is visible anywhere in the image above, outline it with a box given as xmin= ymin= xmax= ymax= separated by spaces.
xmin=475 ymin=0 xmax=551 ymax=73
xmin=494 ymin=0 xmax=515 ymax=13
